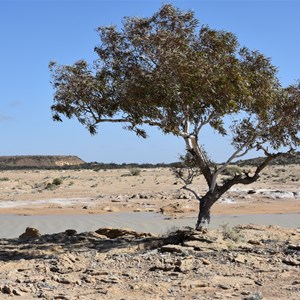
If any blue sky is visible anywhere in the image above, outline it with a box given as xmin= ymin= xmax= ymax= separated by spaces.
xmin=0 ymin=0 xmax=299 ymax=164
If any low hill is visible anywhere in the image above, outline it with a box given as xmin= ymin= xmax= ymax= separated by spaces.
xmin=236 ymin=152 xmax=300 ymax=166
xmin=0 ymin=155 xmax=85 ymax=169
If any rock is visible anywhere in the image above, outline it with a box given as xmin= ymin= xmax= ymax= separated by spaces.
xmin=1 ymin=285 xmax=12 ymax=294
xmin=181 ymin=280 xmax=209 ymax=288
xmin=19 ymin=287 xmax=31 ymax=293
xmin=12 ymin=289 xmax=22 ymax=296
xmin=149 ymin=263 xmax=174 ymax=272
xmin=234 ymin=254 xmax=247 ymax=263
xmin=189 ymin=235 xmax=216 ymax=243
xmin=201 ymin=258 xmax=211 ymax=265
xmin=56 ymin=277 xmax=72 ymax=284
xmin=241 ymin=291 xmax=251 ymax=296
xmin=247 ymin=190 xmax=256 ymax=194
xmin=100 ymin=276 xmax=120 ymax=284
xmin=218 ymin=283 xmax=231 ymax=290
xmin=183 ymin=240 xmax=226 ymax=251
xmin=174 ymin=257 xmax=194 ymax=272
xmin=287 ymin=244 xmax=300 ymax=251
xmin=19 ymin=227 xmax=41 ymax=240
xmin=64 ymin=229 xmax=77 ymax=236
xmin=293 ymin=192 xmax=300 ymax=198
xmin=160 ymin=244 xmax=191 ymax=254
xmin=243 ymin=292 xmax=263 ymax=300
xmin=254 ymin=280 xmax=263 ymax=286
xmin=102 ymin=206 xmax=114 ymax=212
xmin=84 ymin=269 xmax=109 ymax=276
xmin=248 ymin=239 xmax=261 ymax=246
xmin=95 ymin=227 xmax=152 ymax=238
xmin=282 ymin=257 xmax=300 ymax=266
xmin=111 ymin=195 xmax=122 ymax=202
xmin=53 ymin=294 xmax=69 ymax=300
xmin=81 ymin=275 xmax=95 ymax=284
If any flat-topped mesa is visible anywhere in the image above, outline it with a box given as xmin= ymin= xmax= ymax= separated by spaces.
xmin=0 ymin=155 xmax=85 ymax=169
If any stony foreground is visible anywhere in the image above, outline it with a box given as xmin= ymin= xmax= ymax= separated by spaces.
xmin=0 ymin=225 xmax=299 ymax=300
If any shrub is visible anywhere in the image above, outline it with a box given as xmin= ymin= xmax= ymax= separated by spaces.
xmin=222 ymin=166 xmax=243 ymax=176
xmin=45 ymin=177 xmax=63 ymax=190
xmin=52 ymin=178 xmax=63 ymax=186
xmin=220 ymin=223 xmax=242 ymax=243
xmin=0 ymin=177 xmax=9 ymax=181
xmin=129 ymin=168 xmax=141 ymax=176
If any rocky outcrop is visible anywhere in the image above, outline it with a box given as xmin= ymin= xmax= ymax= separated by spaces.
xmin=1 ymin=225 xmax=299 ymax=299
xmin=0 ymin=155 xmax=85 ymax=169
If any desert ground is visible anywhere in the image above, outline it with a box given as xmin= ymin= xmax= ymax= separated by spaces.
xmin=0 ymin=165 xmax=299 ymax=217
xmin=0 ymin=165 xmax=299 ymax=299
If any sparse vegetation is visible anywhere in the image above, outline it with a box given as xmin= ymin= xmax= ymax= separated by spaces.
xmin=121 ymin=168 xmax=142 ymax=177
xmin=52 ymin=178 xmax=63 ymax=186
xmin=0 ymin=177 xmax=9 ymax=181
xmin=220 ymin=223 xmax=243 ymax=243
xmin=221 ymin=166 xmax=243 ymax=176
xmin=129 ymin=168 xmax=141 ymax=176
xmin=45 ymin=177 xmax=63 ymax=190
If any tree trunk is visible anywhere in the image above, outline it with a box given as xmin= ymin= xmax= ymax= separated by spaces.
xmin=195 ymin=193 xmax=216 ymax=232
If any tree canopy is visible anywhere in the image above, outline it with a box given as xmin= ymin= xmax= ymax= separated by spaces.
xmin=50 ymin=4 xmax=300 ymax=230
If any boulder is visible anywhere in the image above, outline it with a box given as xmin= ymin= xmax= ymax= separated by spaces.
xmin=19 ymin=227 xmax=41 ymax=240
xmin=64 ymin=229 xmax=77 ymax=236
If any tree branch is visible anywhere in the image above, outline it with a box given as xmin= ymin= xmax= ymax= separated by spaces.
xmin=217 ymin=151 xmax=284 ymax=197
xmin=186 ymin=137 xmax=213 ymax=187
xmin=96 ymin=118 xmax=130 ymax=124
xmin=209 ymin=135 xmax=257 ymax=192
xmin=195 ymin=112 xmax=215 ymax=136
xmin=182 ymin=185 xmax=201 ymax=201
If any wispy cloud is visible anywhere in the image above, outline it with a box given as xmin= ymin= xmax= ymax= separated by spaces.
xmin=0 ymin=115 xmax=13 ymax=122
xmin=8 ymin=101 xmax=22 ymax=107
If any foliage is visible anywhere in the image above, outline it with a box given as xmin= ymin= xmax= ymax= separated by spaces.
xmin=50 ymin=4 xmax=300 ymax=162
xmin=49 ymin=4 xmax=300 ymax=228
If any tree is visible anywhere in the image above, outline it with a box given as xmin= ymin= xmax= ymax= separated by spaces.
xmin=49 ymin=4 xmax=300 ymax=231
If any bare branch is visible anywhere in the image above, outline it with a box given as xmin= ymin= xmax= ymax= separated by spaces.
xmin=185 ymin=137 xmax=213 ymax=187
xmin=96 ymin=118 xmax=130 ymax=124
xmin=182 ymin=185 xmax=201 ymax=201
xmin=209 ymin=134 xmax=257 ymax=192
xmin=195 ymin=111 xmax=215 ymax=136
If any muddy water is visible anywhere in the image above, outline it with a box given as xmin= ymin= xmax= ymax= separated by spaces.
xmin=0 ymin=212 xmax=300 ymax=239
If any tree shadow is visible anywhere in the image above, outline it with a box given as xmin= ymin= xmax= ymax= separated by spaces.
xmin=0 ymin=229 xmax=192 ymax=262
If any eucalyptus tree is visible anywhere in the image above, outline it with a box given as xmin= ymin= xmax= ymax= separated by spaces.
xmin=49 ymin=4 xmax=300 ymax=231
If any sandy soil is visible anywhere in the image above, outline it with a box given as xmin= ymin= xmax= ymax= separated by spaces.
xmin=0 ymin=165 xmax=299 ymax=217
xmin=0 ymin=166 xmax=299 ymax=299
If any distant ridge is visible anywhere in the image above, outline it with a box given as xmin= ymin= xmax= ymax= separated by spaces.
xmin=0 ymin=155 xmax=85 ymax=169
xmin=236 ymin=152 xmax=300 ymax=166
